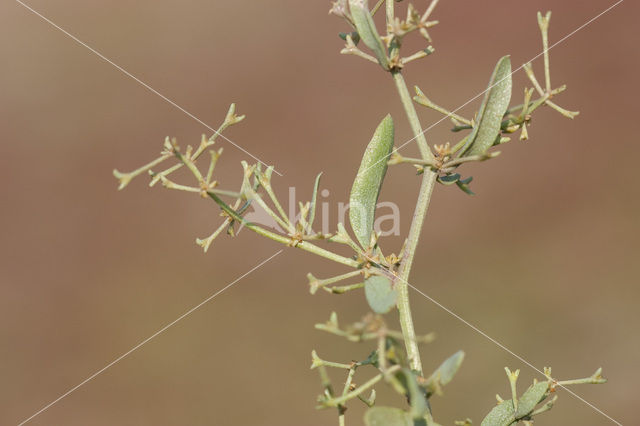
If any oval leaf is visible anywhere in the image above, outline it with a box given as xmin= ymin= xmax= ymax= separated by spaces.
xmin=462 ymin=56 xmax=512 ymax=157
xmin=364 ymin=407 xmax=413 ymax=426
xmin=515 ymin=381 xmax=549 ymax=418
xmin=349 ymin=114 xmax=394 ymax=248
xmin=348 ymin=0 xmax=390 ymax=70
xmin=364 ymin=275 xmax=397 ymax=314
xmin=425 ymin=350 xmax=465 ymax=397
xmin=481 ymin=400 xmax=515 ymax=426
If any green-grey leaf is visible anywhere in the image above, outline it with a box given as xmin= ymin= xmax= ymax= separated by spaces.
xmin=359 ymin=350 xmax=379 ymax=367
xmin=425 ymin=350 xmax=465 ymax=396
xmin=481 ymin=400 xmax=515 ymax=426
xmin=461 ymin=56 xmax=512 ymax=157
xmin=364 ymin=275 xmax=397 ymax=314
xmin=455 ymin=178 xmax=475 ymax=195
xmin=515 ymin=381 xmax=549 ymax=418
xmin=402 ymin=368 xmax=429 ymax=419
xmin=348 ymin=0 xmax=390 ymax=70
xmin=349 ymin=114 xmax=394 ymax=248
xmin=364 ymin=407 xmax=413 ymax=426
xmin=308 ymin=172 xmax=323 ymax=230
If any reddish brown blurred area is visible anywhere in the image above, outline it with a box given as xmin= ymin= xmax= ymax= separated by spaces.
xmin=1 ymin=1 xmax=638 ymax=425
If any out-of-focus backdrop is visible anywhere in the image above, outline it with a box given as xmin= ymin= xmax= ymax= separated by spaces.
xmin=1 ymin=1 xmax=638 ymax=425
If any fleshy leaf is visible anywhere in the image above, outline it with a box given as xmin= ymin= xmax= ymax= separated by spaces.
xmin=308 ymin=172 xmax=323 ymax=231
xmin=461 ymin=56 xmax=512 ymax=156
xmin=359 ymin=350 xmax=380 ymax=367
xmin=364 ymin=275 xmax=397 ymax=314
xmin=425 ymin=350 xmax=465 ymax=396
xmin=515 ymin=381 xmax=549 ymax=418
xmin=348 ymin=0 xmax=390 ymax=70
xmin=455 ymin=177 xmax=475 ymax=195
xmin=402 ymin=368 xmax=429 ymax=419
xmin=481 ymin=400 xmax=515 ymax=426
xmin=439 ymin=173 xmax=461 ymax=183
xmin=349 ymin=115 xmax=394 ymax=248
xmin=364 ymin=407 xmax=413 ymax=426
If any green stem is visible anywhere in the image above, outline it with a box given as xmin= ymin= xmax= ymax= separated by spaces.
xmin=207 ymin=191 xmax=360 ymax=268
xmin=395 ymin=172 xmax=436 ymax=375
xmin=371 ymin=0 xmax=385 ymax=16
xmin=385 ymin=0 xmax=394 ymax=25
xmin=391 ymin=71 xmax=434 ymax=161
xmin=326 ymin=366 xmax=400 ymax=407
xmin=389 ymin=70 xmax=439 ymax=376
xmin=244 ymin=219 xmax=359 ymax=268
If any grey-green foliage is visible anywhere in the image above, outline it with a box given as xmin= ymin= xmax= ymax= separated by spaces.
xmin=364 ymin=275 xmax=397 ymax=314
xmin=461 ymin=56 xmax=512 ymax=156
xmin=481 ymin=381 xmax=550 ymax=426
xmin=364 ymin=406 xmax=413 ymax=426
xmin=424 ymin=350 xmax=465 ymax=396
xmin=113 ymin=3 xmax=606 ymax=426
xmin=349 ymin=114 xmax=394 ymax=248
xmin=348 ymin=0 xmax=390 ymax=69
xmin=308 ymin=172 xmax=323 ymax=231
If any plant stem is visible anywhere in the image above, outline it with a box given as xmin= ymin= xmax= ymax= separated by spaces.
xmin=207 ymin=191 xmax=360 ymax=268
xmin=389 ymin=71 xmax=439 ymax=376
xmin=244 ymin=219 xmax=360 ymax=268
xmin=326 ymin=366 xmax=400 ymax=407
xmin=385 ymin=0 xmax=394 ymax=25
xmin=395 ymin=172 xmax=436 ymax=375
xmin=391 ymin=71 xmax=434 ymax=161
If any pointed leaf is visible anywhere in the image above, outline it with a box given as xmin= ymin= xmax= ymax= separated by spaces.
xmin=515 ymin=381 xmax=549 ymax=418
xmin=425 ymin=350 xmax=465 ymax=396
xmin=364 ymin=275 xmax=397 ymax=314
xmin=402 ymin=368 xmax=429 ymax=419
xmin=359 ymin=350 xmax=380 ymax=367
xmin=455 ymin=178 xmax=475 ymax=195
xmin=308 ymin=172 xmax=323 ymax=230
xmin=481 ymin=401 xmax=515 ymax=426
xmin=364 ymin=407 xmax=413 ymax=426
xmin=349 ymin=115 xmax=394 ymax=247
xmin=462 ymin=56 xmax=512 ymax=156
xmin=348 ymin=0 xmax=390 ymax=70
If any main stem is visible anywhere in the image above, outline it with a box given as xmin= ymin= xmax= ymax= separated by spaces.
xmin=390 ymin=70 xmax=438 ymax=375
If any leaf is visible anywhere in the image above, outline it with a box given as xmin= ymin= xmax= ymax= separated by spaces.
xmin=481 ymin=400 xmax=515 ymax=426
xmin=402 ymin=368 xmax=429 ymax=419
xmin=438 ymin=173 xmax=460 ymax=184
xmin=339 ymin=31 xmax=361 ymax=45
xmin=425 ymin=350 xmax=465 ymax=396
xmin=308 ymin=172 xmax=323 ymax=231
xmin=359 ymin=350 xmax=379 ymax=367
xmin=348 ymin=0 xmax=390 ymax=70
xmin=461 ymin=56 xmax=512 ymax=157
xmin=349 ymin=114 xmax=394 ymax=248
xmin=515 ymin=381 xmax=549 ymax=418
xmin=364 ymin=407 xmax=413 ymax=426
xmin=364 ymin=275 xmax=397 ymax=314
xmin=455 ymin=177 xmax=475 ymax=195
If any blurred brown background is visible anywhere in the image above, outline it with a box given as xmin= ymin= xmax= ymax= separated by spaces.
xmin=1 ymin=1 xmax=638 ymax=425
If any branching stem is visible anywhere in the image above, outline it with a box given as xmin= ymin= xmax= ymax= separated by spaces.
xmin=207 ymin=191 xmax=360 ymax=268
xmin=387 ymin=5 xmax=439 ymax=385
